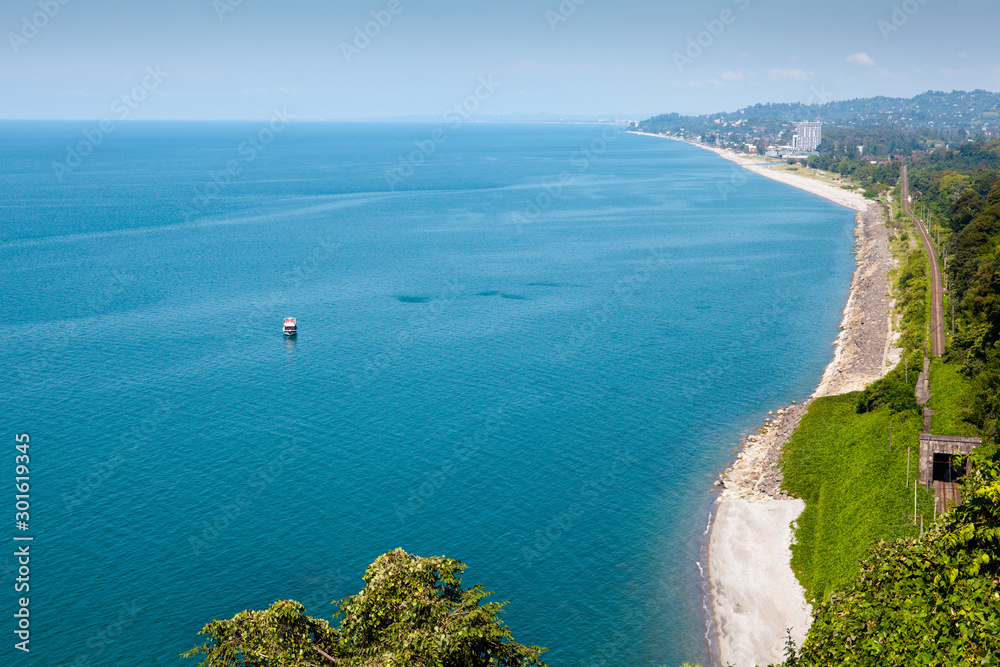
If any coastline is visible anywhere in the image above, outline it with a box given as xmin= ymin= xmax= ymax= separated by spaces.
xmin=629 ymin=131 xmax=868 ymax=211
xmin=631 ymin=132 xmax=899 ymax=666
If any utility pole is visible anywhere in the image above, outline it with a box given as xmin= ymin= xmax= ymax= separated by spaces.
xmin=906 ymin=447 xmax=911 ymax=489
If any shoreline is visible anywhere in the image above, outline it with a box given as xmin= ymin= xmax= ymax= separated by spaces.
xmin=710 ymin=203 xmax=897 ymax=666
xmin=630 ymin=132 xmax=899 ymax=666
xmin=630 ymin=131 xmax=868 ymax=211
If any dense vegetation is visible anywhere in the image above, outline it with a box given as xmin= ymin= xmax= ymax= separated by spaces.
xmin=811 ymin=136 xmax=1000 ymax=201
xmin=782 ymin=391 xmax=933 ymax=601
xmin=642 ymin=89 xmax=1000 ymax=133
xmin=928 ymin=359 xmax=981 ymax=437
xmin=781 ymin=126 xmax=1000 ymax=666
xmin=914 ymin=159 xmax=1000 ymax=448
xmin=785 ymin=452 xmax=1000 ymax=666
xmin=638 ymin=90 xmax=1000 ymax=153
xmin=854 ymin=355 xmax=920 ymax=416
xmin=781 ymin=196 xmax=945 ymax=601
xmin=185 ymin=117 xmax=1000 ymax=667
xmin=183 ymin=549 xmax=547 ymax=667
xmin=638 ymin=91 xmax=1000 ymax=204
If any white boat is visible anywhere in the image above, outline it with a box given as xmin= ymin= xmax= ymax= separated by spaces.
xmin=283 ymin=317 xmax=297 ymax=336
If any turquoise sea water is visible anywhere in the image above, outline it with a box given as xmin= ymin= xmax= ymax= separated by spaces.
xmin=0 ymin=122 xmax=855 ymax=666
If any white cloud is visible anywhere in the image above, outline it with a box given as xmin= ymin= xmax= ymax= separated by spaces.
xmin=767 ymin=69 xmax=815 ymax=81
xmin=846 ymin=52 xmax=876 ymax=67
xmin=719 ymin=70 xmax=746 ymax=81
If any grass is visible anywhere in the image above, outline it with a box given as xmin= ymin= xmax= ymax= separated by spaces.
xmin=771 ymin=163 xmax=859 ymax=190
xmin=928 ymin=358 xmax=981 ymax=437
xmin=779 ymin=187 xmax=938 ymax=604
xmin=781 ymin=393 xmax=935 ymax=602
xmin=894 ymin=247 xmax=930 ymax=353
xmin=776 ymin=180 xmax=967 ymax=610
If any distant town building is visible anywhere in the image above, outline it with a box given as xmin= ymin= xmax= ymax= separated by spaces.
xmin=795 ymin=121 xmax=822 ymax=152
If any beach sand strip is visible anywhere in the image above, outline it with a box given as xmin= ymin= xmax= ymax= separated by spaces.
xmin=629 ymin=133 xmax=899 ymax=666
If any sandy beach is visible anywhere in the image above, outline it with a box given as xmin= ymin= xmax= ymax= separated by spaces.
xmin=706 ymin=199 xmax=896 ymax=665
xmin=630 ymin=131 xmax=868 ymax=211
xmin=631 ymin=132 xmax=899 ymax=666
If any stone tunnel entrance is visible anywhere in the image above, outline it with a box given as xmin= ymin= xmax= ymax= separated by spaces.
xmin=932 ymin=452 xmax=966 ymax=484
xmin=919 ymin=434 xmax=982 ymax=515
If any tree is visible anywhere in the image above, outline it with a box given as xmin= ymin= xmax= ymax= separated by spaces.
xmin=183 ymin=549 xmax=548 ymax=667
xmin=987 ymin=179 xmax=1000 ymax=206
xmin=950 ymin=188 xmax=985 ymax=233
xmin=182 ymin=600 xmax=342 ymax=666
xmin=786 ymin=453 xmax=1000 ymax=666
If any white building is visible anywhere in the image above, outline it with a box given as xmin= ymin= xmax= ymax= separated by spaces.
xmin=795 ymin=122 xmax=822 ymax=152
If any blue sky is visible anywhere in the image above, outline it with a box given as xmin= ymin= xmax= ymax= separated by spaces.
xmin=1 ymin=0 xmax=998 ymax=120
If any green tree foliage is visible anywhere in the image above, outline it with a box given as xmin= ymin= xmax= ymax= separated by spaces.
xmin=950 ymin=188 xmax=985 ymax=233
xmin=951 ymin=203 xmax=1000 ymax=301
xmin=967 ymin=365 xmax=1000 ymax=446
xmin=945 ymin=185 xmax=1000 ymax=450
xmin=787 ymin=453 xmax=1000 ymax=666
xmin=927 ymin=359 xmax=981 ymax=437
xmin=781 ymin=393 xmax=930 ymax=601
xmin=780 ymin=149 xmax=1000 ymax=667
xmin=855 ymin=355 xmax=920 ymax=415
xmin=640 ymin=90 xmax=1000 ymax=139
xmin=893 ymin=249 xmax=930 ymax=353
xmin=971 ymin=169 xmax=998 ymax=199
xmin=182 ymin=600 xmax=342 ymax=666
xmin=183 ymin=549 xmax=547 ymax=667
xmin=987 ymin=180 xmax=1000 ymax=206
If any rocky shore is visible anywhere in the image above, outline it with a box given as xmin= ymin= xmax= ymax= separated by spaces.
xmin=716 ymin=400 xmax=810 ymax=501
xmin=815 ymin=202 xmax=900 ymax=397
xmin=706 ymin=198 xmax=899 ymax=665
xmin=631 ymin=132 xmax=902 ymax=667
xmin=717 ymin=201 xmax=899 ymax=502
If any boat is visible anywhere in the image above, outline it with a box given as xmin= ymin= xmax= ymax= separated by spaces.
xmin=283 ymin=317 xmax=297 ymax=336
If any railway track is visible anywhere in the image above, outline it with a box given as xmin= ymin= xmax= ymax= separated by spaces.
xmin=901 ymin=165 xmax=946 ymax=357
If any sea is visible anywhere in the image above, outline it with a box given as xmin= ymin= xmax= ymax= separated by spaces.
xmin=0 ymin=121 xmax=856 ymax=666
